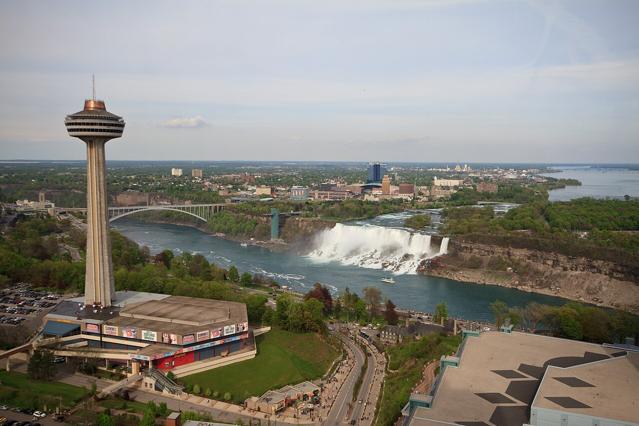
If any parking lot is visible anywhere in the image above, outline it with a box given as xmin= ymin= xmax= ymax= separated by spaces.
xmin=0 ymin=284 xmax=62 ymax=326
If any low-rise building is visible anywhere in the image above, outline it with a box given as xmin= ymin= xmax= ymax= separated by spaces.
xmin=432 ymin=177 xmax=464 ymax=187
xmin=310 ymin=189 xmax=353 ymax=200
xmin=290 ymin=186 xmax=309 ymax=200
xmin=245 ymin=381 xmax=320 ymax=414
xmin=404 ymin=330 xmax=639 ymax=426
xmin=399 ymin=183 xmax=415 ymax=195
xmin=477 ymin=181 xmax=498 ymax=193
xmin=255 ymin=186 xmax=273 ymax=196
xmin=380 ymin=322 xmax=447 ymax=345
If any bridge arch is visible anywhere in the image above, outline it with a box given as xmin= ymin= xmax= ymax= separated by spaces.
xmin=109 ymin=207 xmax=208 ymax=223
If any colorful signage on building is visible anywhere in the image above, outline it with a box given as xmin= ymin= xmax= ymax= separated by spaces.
xmin=196 ymin=330 xmax=210 ymax=342
xmin=142 ymin=330 xmax=157 ymax=342
xmin=211 ymin=327 xmax=222 ymax=339
xmin=130 ymin=332 xmax=250 ymax=361
xmin=170 ymin=334 xmax=178 ymax=345
xmin=122 ymin=327 xmax=137 ymax=339
xmin=236 ymin=322 xmax=248 ymax=332
xmin=182 ymin=334 xmax=195 ymax=344
xmin=223 ymin=324 xmax=236 ymax=336
xmin=103 ymin=325 xmax=118 ymax=336
xmin=85 ymin=323 xmax=100 ymax=333
xmin=162 ymin=333 xmax=170 ymax=344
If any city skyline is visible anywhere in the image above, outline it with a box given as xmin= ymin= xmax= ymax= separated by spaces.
xmin=1 ymin=0 xmax=639 ymax=163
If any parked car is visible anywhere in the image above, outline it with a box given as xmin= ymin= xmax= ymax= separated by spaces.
xmin=32 ymin=411 xmax=46 ymax=418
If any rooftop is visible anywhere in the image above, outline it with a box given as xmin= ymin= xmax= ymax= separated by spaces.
xmin=105 ymin=295 xmax=248 ymax=336
xmin=532 ymin=353 xmax=639 ymax=424
xmin=408 ymin=331 xmax=630 ymax=426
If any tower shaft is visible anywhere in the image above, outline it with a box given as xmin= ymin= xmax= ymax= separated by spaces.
xmin=84 ymin=140 xmax=115 ymax=307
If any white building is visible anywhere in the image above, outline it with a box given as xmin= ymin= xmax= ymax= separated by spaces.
xmin=171 ymin=168 xmax=183 ymax=177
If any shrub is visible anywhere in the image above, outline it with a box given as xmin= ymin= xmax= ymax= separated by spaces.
xmin=223 ymin=392 xmax=232 ymax=401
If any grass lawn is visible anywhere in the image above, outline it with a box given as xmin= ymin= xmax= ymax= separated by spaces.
xmin=99 ymin=398 xmax=149 ymax=414
xmin=180 ymin=328 xmax=339 ymax=403
xmin=0 ymin=370 xmax=88 ymax=410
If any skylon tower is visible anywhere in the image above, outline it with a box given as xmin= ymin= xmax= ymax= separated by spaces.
xmin=64 ymin=79 xmax=125 ymax=307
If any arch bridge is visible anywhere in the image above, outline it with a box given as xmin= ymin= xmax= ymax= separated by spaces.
xmin=57 ymin=203 xmax=226 ymax=223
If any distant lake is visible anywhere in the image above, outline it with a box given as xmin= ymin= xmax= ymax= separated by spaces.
xmin=542 ymin=166 xmax=639 ymax=201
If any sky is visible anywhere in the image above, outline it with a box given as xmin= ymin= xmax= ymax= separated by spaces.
xmin=0 ymin=0 xmax=638 ymax=163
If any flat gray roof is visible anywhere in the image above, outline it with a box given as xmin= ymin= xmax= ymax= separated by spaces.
xmin=409 ymin=331 xmax=622 ymax=426
xmin=532 ymin=353 xmax=639 ymax=423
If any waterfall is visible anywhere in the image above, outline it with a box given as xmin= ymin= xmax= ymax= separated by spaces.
xmin=439 ymin=237 xmax=449 ymax=255
xmin=307 ymin=223 xmax=441 ymax=275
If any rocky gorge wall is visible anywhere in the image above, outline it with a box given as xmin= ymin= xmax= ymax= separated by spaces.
xmin=422 ymin=240 xmax=639 ymax=314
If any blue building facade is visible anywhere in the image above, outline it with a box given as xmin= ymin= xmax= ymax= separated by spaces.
xmin=367 ymin=162 xmax=387 ymax=183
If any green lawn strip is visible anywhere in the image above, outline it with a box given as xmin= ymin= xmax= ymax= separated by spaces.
xmin=0 ymin=370 xmax=88 ymax=410
xmin=375 ymin=334 xmax=461 ymax=426
xmin=98 ymin=398 xmax=149 ymax=414
xmin=180 ymin=328 xmax=338 ymax=404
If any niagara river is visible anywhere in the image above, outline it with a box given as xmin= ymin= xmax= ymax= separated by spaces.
xmin=112 ymin=212 xmax=570 ymax=322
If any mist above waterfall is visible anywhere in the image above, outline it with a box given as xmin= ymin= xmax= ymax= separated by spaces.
xmin=307 ymin=223 xmax=448 ymax=275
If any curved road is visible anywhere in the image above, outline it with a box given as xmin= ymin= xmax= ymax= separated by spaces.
xmin=325 ymin=329 xmax=379 ymax=425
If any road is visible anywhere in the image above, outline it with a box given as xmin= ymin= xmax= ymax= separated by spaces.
xmin=325 ymin=330 xmax=366 ymax=425
xmin=351 ymin=345 xmax=374 ymax=423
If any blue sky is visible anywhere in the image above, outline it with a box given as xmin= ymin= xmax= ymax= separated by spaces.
xmin=0 ymin=0 xmax=638 ymax=162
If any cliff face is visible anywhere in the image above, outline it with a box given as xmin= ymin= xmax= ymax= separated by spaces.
xmin=422 ymin=240 xmax=639 ymax=314
xmin=280 ymin=217 xmax=335 ymax=247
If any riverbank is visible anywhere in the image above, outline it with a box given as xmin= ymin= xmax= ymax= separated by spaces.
xmin=422 ymin=241 xmax=639 ymax=314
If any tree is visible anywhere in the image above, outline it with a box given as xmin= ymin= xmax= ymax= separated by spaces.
xmin=433 ymin=302 xmax=448 ymax=325
xmin=363 ymin=287 xmax=382 ymax=318
xmin=228 ymin=265 xmax=239 ymax=282
xmin=204 ymin=387 xmax=212 ymax=397
xmin=555 ymin=306 xmax=583 ymax=340
xmin=240 ymin=272 xmax=253 ymax=286
xmin=522 ymin=302 xmax=547 ymax=332
xmin=27 ymin=348 xmax=54 ymax=381
xmin=96 ymin=413 xmax=115 ymax=426
xmin=384 ymin=300 xmax=398 ymax=325
xmin=304 ymin=283 xmax=333 ymax=314
xmin=139 ymin=409 xmax=156 ymax=426
xmin=490 ymin=300 xmax=509 ymax=328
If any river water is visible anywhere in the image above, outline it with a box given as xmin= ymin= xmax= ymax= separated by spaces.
xmin=113 ymin=212 xmax=568 ymax=322
xmin=543 ymin=166 xmax=639 ymax=201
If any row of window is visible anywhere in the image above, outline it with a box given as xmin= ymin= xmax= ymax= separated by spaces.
xmin=67 ymin=128 xmax=124 ymax=133
xmin=66 ymin=122 xmax=125 ymax=128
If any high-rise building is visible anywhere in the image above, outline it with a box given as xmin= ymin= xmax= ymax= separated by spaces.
xmin=367 ymin=162 xmax=387 ymax=183
xmin=381 ymin=175 xmax=391 ymax=195
xmin=171 ymin=168 xmax=183 ymax=177
xmin=64 ymin=92 xmax=125 ymax=307
xmin=191 ymin=168 xmax=203 ymax=178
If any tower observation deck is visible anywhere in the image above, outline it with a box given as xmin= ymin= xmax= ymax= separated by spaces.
xmin=65 ymin=93 xmax=125 ymax=307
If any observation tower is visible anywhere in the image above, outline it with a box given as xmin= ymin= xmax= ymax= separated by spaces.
xmin=64 ymin=79 xmax=125 ymax=307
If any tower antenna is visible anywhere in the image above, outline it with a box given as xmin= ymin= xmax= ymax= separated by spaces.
xmin=92 ymin=74 xmax=95 ymax=100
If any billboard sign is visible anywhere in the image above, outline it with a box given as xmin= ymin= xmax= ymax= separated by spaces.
xmin=142 ymin=330 xmax=157 ymax=342
xmin=103 ymin=325 xmax=118 ymax=336
xmin=236 ymin=322 xmax=248 ymax=332
xmin=211 ymin=327 xmax=222 ymax=339
xmin=85 ymin=323 xmax=100 ymax=333
xmin=170 ymin=334 xmax=178 ymax=345
xmin=122 ymin=327 xmax=137 ymax=339
xmin=196 ymin=330 xmax=210 ymax=342
xmin=162 ymin=333 xmax=170 ymax=344
xmin=223 ymin=324 xmax=236 ymax=336
xmin=182 ymin=334 xmax=195 ymax=344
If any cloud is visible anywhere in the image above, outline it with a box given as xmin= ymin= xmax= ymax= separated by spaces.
xmin=160 ymin=116 xmax=208 ymax=128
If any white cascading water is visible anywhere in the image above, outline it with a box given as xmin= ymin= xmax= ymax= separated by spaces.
xmin=307 ymin=223 xmax=447 ymax=275
xmin=439 ymin=237 xmax=449 ymax=255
